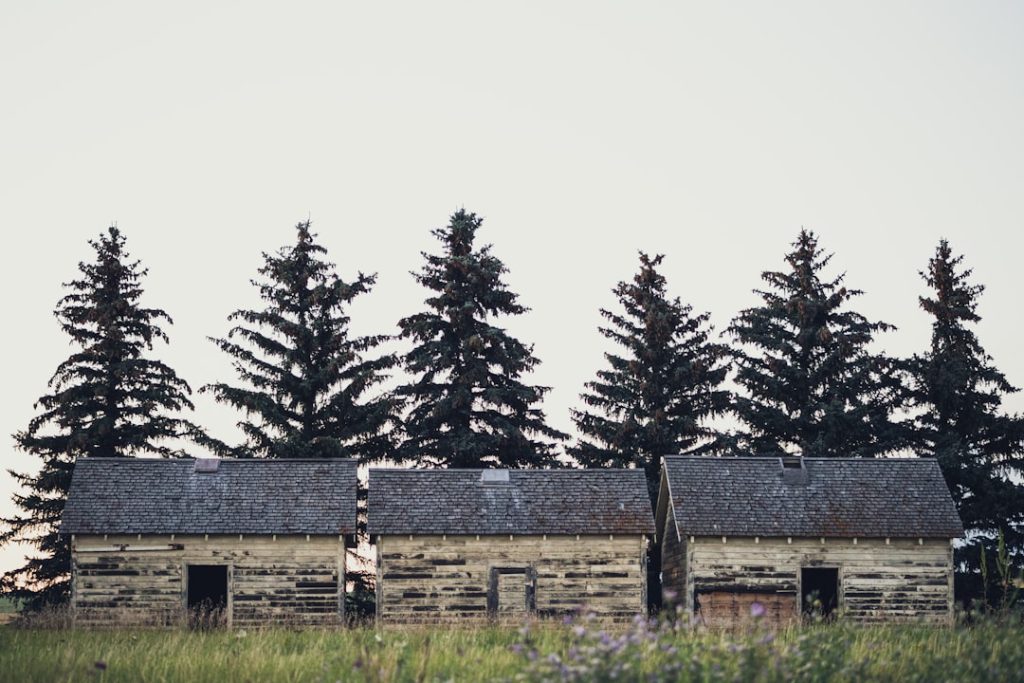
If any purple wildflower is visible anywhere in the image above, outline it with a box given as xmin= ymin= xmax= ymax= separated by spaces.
xmin=750 ymin=601 xmax=767 ymax=618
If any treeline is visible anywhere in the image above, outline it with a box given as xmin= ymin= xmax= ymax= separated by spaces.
xmin=2 ymin=210 xmax=1022 ymax=609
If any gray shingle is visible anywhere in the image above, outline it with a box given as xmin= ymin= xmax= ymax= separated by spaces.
xmin=662 ymin=456 xmax=963 ymax=538
xmin=367 ymin=468 xmax=655 ymax=535
xmin=60 ymin=457 xmax=358 ymax=535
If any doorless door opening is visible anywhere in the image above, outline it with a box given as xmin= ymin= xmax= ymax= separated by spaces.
xmin=800 ymin=567 xmax=839 ymax=620
xmin=187 ymin=564 xmax=228 ymax=628
xmin=487 ymin=567 xmax=537 ymax=618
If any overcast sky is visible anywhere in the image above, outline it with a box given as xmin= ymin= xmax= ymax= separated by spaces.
xmin=2 ymin=2 xmax=1022 ymax=576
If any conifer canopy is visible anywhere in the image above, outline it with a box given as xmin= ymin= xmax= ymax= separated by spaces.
xmin=204 ymin=220 xmax=397 ymax=460
xmin=728 ymin=229 xmax=906 ymax=458
xmin=395 ymin=209 xmax=564 ymax=468
xmin=571 ymin=252 xmax=731 ymax=501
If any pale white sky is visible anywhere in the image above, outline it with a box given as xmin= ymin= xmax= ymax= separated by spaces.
xmin=2 ymin=2 xmax=1022 ymax=576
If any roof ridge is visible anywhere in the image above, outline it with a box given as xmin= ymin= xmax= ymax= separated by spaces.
xmin=663 ymin=455 xmax=932 ymax=463
xmin=368 ymin=467 xmax=644 ymax=474
xmin=78 ymin=457 xmax=359 ymax=463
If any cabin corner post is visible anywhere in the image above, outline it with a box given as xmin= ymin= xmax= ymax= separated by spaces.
xmin=684 ymin=537 xmax=695 ymax=625
xmin=947 ymin=537 xmax=955 ymax=627
xmin=640 ymin=535 xmax=648 ymax=612
xmin=69 ymin=536 xmax=77 ymax=628
xmin=374 ymin=536 xmax=384 ymax=624
xmin=338 ymin=535 xmax=346 ymax=625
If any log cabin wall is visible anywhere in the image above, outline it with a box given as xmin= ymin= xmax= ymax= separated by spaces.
xmin=376 ymin=534 xmax=647 ymax=623
xmin=71 ymin=534 xmax=345 ymax=628
xmin=663 ymin=535 xmax=953 ymax=628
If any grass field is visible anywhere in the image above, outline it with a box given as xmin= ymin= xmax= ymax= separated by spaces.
xmin=1 ymin=618 xmax=1023 ymax=683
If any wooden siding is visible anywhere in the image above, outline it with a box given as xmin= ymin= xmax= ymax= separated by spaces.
xmin=377 ymin=534 xmax=647 ymax=623
xmin=71 ymin=534 xmax=345 ymax=628
xmin=663 ymin=535 xmax=953 ymax=627
xmin=660 ymin=507 xmax=687 ymax=607
xmin=700 ymin=590 xmax=796 ymax=629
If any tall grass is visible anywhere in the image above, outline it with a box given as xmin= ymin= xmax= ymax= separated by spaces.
xmin=0 ymin=619 xmax=1022 ymax=682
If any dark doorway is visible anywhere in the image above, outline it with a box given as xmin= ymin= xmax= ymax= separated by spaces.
xmin=801 ymin=567 xmax=839 ymax=620
xmin=187 ymin=565 xmax=228 ymax=628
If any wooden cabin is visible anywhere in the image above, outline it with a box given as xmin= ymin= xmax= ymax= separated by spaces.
xmin=368 ymin=468 xmax=656 ymax=623
xmin=656 ymin=456 xmax=963 ymax=628
xmin=60 ymin=457 xmax=357 ymax=628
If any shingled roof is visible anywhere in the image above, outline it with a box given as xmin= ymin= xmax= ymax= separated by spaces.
xmin=61 ymin=457 xmax=358 ymax=535
xmin=367 ymin=468 xmax=655 ymax=535
xmin=659 ymin=456 xmax=963 ymax=539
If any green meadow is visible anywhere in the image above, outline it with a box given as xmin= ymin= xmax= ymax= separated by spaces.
xmin=1 ymin=619 xmax=1023 ymax=683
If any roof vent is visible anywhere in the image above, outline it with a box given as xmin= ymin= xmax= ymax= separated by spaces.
xmin=480 ymin=469 xmax=510 ymax=485
xmin=194 ymin=459 xmax=220 ymax=473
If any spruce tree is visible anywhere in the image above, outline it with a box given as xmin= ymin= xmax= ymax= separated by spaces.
xmin=570 ymin=252 xmax=731 ymax=502
xmin=204 ymin=221 xmax=396 ymax=616
xmin=1 ymin=226 xmax=203 ymax=609
xmin=908 ymin=240 xmax=1024 ymax=597
xmin=203 ymin=220 xmax=397 ymax=460
xmin=727 ymin=229 xmax=905 ymax=457
xmin=396 ymin=209 xmax=564 ymax=468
